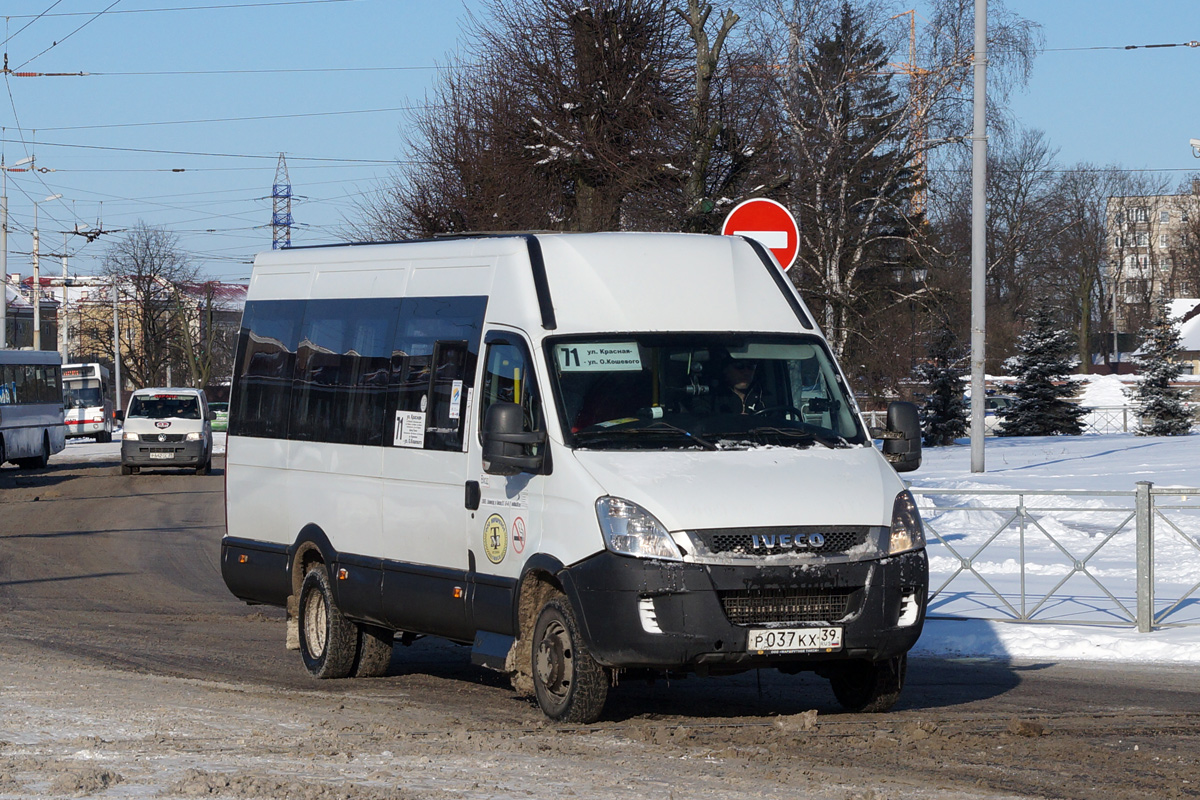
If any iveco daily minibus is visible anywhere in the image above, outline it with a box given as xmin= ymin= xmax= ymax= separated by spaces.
xmin=221 ymin=232 xmax=926 ymax=722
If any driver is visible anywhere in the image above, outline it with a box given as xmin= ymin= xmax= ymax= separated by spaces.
xmin=709 ymin=353 xmax=765 ymax=414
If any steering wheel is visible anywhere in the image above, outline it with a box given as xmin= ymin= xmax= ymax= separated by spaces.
xmin=752 ymin=405 xmax=805 ymax=421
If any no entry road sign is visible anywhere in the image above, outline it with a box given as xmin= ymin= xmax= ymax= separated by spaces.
xmin=721 ymin=198 xmax=800 ymax=271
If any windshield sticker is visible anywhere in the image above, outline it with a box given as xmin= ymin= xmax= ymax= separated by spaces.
xmin=556 ymin=343 xmax=642 ymax=372
xmin=393 ymin=410 xmax=426 ymax=448
xmin=483 ymin=514 xmax=508 ymax=564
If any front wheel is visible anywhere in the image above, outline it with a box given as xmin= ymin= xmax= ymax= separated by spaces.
xmin=298 ymin=566 xmax=358 ymax=679
xmin=531 ymin=594 xmax=608 ymax=723
xmin=829 ymin=653 xmax=907 ymax=713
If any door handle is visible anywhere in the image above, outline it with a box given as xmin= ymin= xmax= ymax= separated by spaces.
xmin=465 ymin=480 xmax=481 ymax=510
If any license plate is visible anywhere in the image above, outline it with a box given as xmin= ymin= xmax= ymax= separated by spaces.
xmin=747 ymin=627 xmax=843 ymax=653
xmin=149 ymin=451 xmax=175 ymax=460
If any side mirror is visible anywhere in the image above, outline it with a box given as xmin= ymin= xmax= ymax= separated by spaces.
xmin=872 ymin=401 xmax=922 ymax=473
xmin=207 ymin=410 xmax=217 ymax=421
xmin=481 ymin=402 xmax=546 ymax=476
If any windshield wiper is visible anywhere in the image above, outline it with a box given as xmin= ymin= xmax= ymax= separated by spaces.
xmin=574 ymin=421 xmax=718 ymax=451
xmin=744 ymin=426 xmax=850 ymax=449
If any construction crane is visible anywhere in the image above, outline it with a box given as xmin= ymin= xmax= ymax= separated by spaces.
xmin=890 ymin=10 xmax=935 ymax=218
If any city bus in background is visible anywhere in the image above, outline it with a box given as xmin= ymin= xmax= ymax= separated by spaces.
xmin=62 ymin=362 xmax=115 ymax=443
xmin=0 ymin=349 xmax=68 ymax=469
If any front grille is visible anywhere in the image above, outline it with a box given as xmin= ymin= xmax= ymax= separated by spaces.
xmin=133 ymin=433 xmax=186 ymax=443
xmin=690 ymin=526 xmax=872 ymax=557
xmin=719 ymin=589 xmax=856 ymax=626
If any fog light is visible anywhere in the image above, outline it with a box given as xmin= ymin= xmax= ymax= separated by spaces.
xmin=637 ymin=597 xmax=662 ymax=634
xmin=898 ymin=591 xmax=921 ymax=627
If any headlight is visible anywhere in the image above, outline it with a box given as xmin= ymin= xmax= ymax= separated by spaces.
xmin=888 ymin=490 xmax=925 ymax=555
xmin=595 ymin=497 xmax=682 ymax=561
xmin=186 ymin=432 xmax=205 ymax=441
xmin=122 ymin=432 xmax=139 ymax=441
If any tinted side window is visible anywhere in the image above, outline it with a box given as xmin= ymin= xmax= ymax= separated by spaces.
xmin=388 ymin=296 xmax=485 ymax=452
xmin=290 ymin=298 xmax=399 ymax=445
xmin=229 ymin=300 xmax=303 ymax=439
xmin=231 ymin=294 xmax=486 ymax=448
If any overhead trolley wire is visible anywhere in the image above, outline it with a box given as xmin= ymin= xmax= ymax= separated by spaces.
xmin=1 ymin=1 xmax=67 ymax=49
xmin=0 ymin=135 xmax=401 ymax=163
xmin=12 ymin=0 xmax=125 ymax=72
xmin=1045 ymin=40 xmax=1199 ymax=52
xmin=32 ymin=105 xmax=428 ymax=132
xmin=3 ymin=0 xmax=362 ymax=20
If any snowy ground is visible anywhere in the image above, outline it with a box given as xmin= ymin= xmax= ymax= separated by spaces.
xmin=60 ymin=429 xmax=1200 ymax=666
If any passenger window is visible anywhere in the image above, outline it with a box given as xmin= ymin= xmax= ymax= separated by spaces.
xmin=480 ymin=340 xmax=542 ymax=453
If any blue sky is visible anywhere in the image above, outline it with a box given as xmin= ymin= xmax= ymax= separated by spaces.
xmin=0 ymin=0 xmax=1197 ymax=283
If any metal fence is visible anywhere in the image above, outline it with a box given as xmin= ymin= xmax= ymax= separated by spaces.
xmin=911 ymin=483 xmax=1200 ymax=631
xmin=864 ymin=405 xmax=1198 ymax=435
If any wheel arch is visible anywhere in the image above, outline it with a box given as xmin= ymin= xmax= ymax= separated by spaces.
xmin=289 ymin=523 xmax=337 ymax=598
xmin=507 ymin=554 xmax=570 ymax=695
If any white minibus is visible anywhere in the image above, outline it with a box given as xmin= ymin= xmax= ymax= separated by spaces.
xmin=222 ymin=233 xmax=926 ymax=722
xmin=0 ymin=349 xmax=68 ymax=469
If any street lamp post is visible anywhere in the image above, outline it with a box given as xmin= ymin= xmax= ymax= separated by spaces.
xmin=1 ymin=155 xmax=37 ymax=349
xmin=31 ymin=193 xmax=63 ymax=350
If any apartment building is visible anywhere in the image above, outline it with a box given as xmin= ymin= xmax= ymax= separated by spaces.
xmin=1107 ymin=184 xmax=1200 ymax=338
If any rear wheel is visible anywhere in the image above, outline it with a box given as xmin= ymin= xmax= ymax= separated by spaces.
xmin=353 ymin=624 xmax=394 ymax=678
xmin=298 ymin=566 xmax=358 ymax=679
xmin=16 ymin=434 xmax=49 ymax=470
xmin=531 ymin=594 xmax=608 ymax=723
xmin=829 ymin=653 xmax=907 ymax=713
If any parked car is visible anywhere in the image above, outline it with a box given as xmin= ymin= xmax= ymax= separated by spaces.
xmin=120 ymin=387 xmax=215 ymax=475
xmin=984 ymin=394 xmax=1015 ymax=434
xmin=209 ymin=402 xmax=229 ymax=432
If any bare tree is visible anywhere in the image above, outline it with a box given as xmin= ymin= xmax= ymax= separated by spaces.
xmin=349 ymin=0 xmax=780 ymax=239
xmin=1052 ymin=165 xmax=1125 ymax=373
xmin=175 ymin=281 xmax=240 ymax=390
xmin=99 ymin=222 xmax=200 ymax=390
xmin=768 ymin=3 xmax=922 ymax=359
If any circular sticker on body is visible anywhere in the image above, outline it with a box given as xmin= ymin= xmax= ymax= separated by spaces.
xmin=512 ymin=516 xmax=527 ymax=554
xmin=483 ymin=514 xmax=508 ymax=564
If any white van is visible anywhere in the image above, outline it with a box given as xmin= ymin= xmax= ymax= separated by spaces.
xmin=120 ymin=387 xmax=215 ymax=475
xmin=221 ymin=233 xmax=926 ymax=722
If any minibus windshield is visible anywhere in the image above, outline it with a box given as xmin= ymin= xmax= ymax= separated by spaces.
xmin=548 ymin=335 xmax=867 ymax=450
xmin=127 ymin=394 xmax=201 ymax=420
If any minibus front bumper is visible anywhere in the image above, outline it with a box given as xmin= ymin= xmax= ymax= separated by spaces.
xmin=121 ymin=438 xmax=208 ymax=467
xmin=560 ymin=550 xmax=928 ymax=671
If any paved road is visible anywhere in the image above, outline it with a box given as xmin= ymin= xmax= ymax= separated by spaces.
xmin=1 ymin=448 xmax=1198 ymax=799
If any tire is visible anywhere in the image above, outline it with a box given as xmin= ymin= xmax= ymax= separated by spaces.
xmin=830 ymin=653 xmax=907 ymax=713
xmin=353 ymin=624 xmax=394 ymax=678
xmin=16 ymin=435 xmax=49 ymax=470
xmin=531 ymin=594 xmax=608 ymax=723
xmin=195 ymin=458 xmax=211 ymax=476
xmin=298 ymin=566 xmax=358 ymax=679
xmin=97 ymin=430 xmax=112 ymax=444
xmin=120 ymin=464 xmax=133 ymax=476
